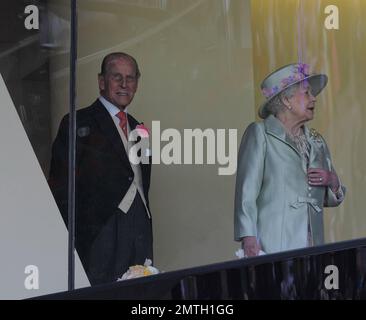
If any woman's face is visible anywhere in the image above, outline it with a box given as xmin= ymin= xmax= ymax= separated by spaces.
xmin=288 ymin=81 xmax=316 ymax=122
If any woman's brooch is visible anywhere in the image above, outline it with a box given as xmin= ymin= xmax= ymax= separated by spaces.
xmin=310 ymin=128 xmax=323 ymax=143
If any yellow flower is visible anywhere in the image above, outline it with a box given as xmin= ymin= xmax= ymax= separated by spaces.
xmin=143 ymin=268 xmax=152 ymax=276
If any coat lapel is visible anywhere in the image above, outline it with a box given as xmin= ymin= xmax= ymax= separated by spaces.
xmin=305 ymin=126 xmax=315 ymax=164
xmin=264 ymin=115 xmax=301 ymax=157
xmin=305 ymin=127 xmax=325 ymax=169
xmin=89 ymin=100 xmax=131 ymax=167
xmin=264 ymin=115 xmax=308 ymax=173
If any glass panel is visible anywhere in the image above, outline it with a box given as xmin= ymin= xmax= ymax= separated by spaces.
xmin=46 ymin=0 xmax=363 ymax=290
xmin=72 ymin=0 xmax=254 ymax=286
xmin=0 ymin=0 xmax=88 ymax=298
xmin=2 ymin=0 xmax=363 ymax=295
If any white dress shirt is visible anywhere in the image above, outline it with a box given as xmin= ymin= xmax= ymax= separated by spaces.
xmin=99 ymin=96 xmax=151 ymax=218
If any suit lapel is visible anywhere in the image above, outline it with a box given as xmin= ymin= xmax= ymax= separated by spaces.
xmin=127 ymin=115 xmax=151 ymax=186
xmin=127 ymin=114 xmax=138 ymax=132
xmin=127 ymin=114 xmax=142 ymax=153
xmin=89 ymin=100 xmax=131 ymax=167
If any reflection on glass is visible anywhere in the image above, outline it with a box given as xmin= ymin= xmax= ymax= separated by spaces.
xmin=0 ymin=1 xmax=52 ymax=175
xmin=0 ymin=0 xmax=90 ymax=298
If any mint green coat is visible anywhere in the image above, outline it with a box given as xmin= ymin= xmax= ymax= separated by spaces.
xmin=234 ymin=115 xmax=345 ymax=253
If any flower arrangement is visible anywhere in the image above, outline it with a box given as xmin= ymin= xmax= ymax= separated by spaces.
xmin=117 ymin=259 xmax=159 ymax=281
xmin=262 ymin=85 xmax=280 ymax=99
xmin=297 ymin=63 xmax=310 ymax=76
xmin=235 ymin=248 xmax=266 ymax=258
xmin=262 ymin=63 xmax=311 ymax=99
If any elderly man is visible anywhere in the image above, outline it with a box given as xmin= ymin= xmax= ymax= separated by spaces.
xmin=49 ymin=52 xmax=153 ymax=285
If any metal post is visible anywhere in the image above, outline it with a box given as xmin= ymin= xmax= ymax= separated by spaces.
xmin=68 ymin=0 xmax=77 ymax=291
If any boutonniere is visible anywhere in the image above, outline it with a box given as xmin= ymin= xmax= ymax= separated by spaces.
xmin=136 ymin=123 xmax=150 ymax=138
xmin=309 ymin=128 xmax=323 ymax=143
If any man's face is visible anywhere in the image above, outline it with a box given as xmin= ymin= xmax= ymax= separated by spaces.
xmin=98 ymin=57 xmax=138 ymax=110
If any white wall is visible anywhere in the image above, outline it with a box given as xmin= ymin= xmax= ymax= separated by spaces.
xmin=0 ymin=74 xmax=89 ymax=299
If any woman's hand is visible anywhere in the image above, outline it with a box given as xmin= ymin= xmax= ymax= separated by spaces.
xmin=307 ymin=168 xmax=339 ymax=192
xmin=242 ymin=236 xmax=261 ymax=257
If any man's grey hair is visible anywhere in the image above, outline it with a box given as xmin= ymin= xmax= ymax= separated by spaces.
xmin=99 ymin=52 xmax=141 ymax=79
xmin=266 ymin=84 xmax=300 ymax=116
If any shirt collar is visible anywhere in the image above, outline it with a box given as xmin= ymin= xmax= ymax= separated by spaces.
xmin=99 ymin=96 xmax=128 ymax=117
xmin=264 ymin=114 xmax=308 ymax=140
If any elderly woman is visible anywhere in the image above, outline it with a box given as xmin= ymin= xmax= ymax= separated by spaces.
xmin=234 ymin=63 xmax=345 ymax=257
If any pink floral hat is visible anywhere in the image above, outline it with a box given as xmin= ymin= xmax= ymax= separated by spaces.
xmin=258 ymin=63 xmax=328 ymax=119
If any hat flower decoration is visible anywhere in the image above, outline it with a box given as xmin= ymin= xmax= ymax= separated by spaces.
xmin=259 ymin=63 xmax=328 ymax=119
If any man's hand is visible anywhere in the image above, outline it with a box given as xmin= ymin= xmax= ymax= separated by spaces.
xmin=242 ymin=236 xmax=261 ymax=257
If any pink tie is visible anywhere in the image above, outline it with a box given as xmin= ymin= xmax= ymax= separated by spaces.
xmin=116 ymin=111 xmax=128 ymax=138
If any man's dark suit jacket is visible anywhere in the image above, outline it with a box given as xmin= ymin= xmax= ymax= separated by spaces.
xmin=48 ymin=99 xmax=152 ymax=279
